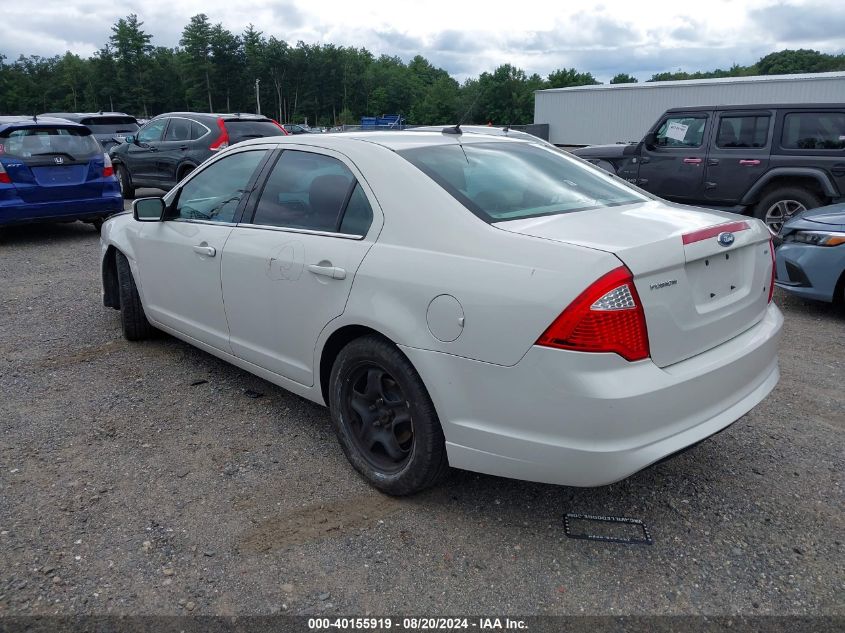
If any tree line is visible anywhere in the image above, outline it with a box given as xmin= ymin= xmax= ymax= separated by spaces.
xmin=1 ymin=14 xmax=843 ymax=126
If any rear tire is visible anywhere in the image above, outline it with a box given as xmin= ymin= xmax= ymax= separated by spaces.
xmin=328 ymin=335 xmax=449 ymax=496
xmin=117 ymin=165 xmax=135 ymax=200
xmin=115 ymin=251 xmax=152 ymax=341
xmin=753 ymin=187 xmax=821 ymax=236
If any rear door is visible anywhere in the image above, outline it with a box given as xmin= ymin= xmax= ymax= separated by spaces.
xmin=637 ymin=111 xmax=712 ymax=202
xmin=775 ymin=108 xmax=845 ymax=196
xmin=132 ymin=148 xmax=270 ymax=351
xmin=0 ymin=125 xmax=105 ymax=203
xmin=221 ymin=147 xmax=381 ymax=385
xmin=704 ymin=110 xmax=773 ymax=204
xmin=126 ymin=118 xmax=168 ymax=183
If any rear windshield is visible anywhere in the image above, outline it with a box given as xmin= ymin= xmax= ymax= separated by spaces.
xmin=398 ymin=142 xmax=646 ymax=222
xmin=80 ymin=116 xmax=139 ymax=134
xmin=225 ymin=120 xmax=283 ymax=141
xmin=0 ymin=127 xmax=101 ymax=161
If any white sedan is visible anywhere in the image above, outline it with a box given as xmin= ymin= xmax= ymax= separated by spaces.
xmin=100 ymin=130 xmax=782 ymax=495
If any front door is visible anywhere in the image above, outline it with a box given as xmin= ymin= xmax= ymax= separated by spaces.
xmin=133 ymin=148 xmax=270 ymax=352
xmin=221 ymin=148 xmax=381 ymax=386
xmin=155 ymin=116 xmax=194 ymax=188
xmin=127 ymin=118 xmax=168 ymax=183
xmin=704 ymin=111 xmax=773 ymax=204
xmin=637 ymin=111 xmax=712 ymax=202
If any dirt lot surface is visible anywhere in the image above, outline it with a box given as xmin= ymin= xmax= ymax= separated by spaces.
xmin=1 ymin=213 xmax=843 ymax=617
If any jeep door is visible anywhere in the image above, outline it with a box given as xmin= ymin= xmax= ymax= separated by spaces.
xmin=704 ymin=111 xmax=773 ymax=204
xmin=637 ymin=111 xmax=712 ymax=202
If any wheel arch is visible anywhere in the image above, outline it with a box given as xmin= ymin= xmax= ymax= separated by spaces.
xmin=177 ymin=162 xmax=197 ymax=181
xmin=741 ymin=168 xmax=838 ymax=206
xmin=318 ymin=324 xmax=399 ymax=407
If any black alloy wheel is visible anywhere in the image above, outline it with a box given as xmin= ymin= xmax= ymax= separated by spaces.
xmin=342 ymin=363 xmax=414 ymax=473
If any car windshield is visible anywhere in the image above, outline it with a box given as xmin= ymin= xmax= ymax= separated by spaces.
xmin=80 ymin=117 xmax=139 ymax=135
xmin=398 ymin=141 xmax=646 ymax=222
xmin=0 ymin=127 xmax=101 ymax=161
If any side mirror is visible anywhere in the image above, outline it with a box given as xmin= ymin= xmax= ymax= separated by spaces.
xmin=133 ymin=197 xmax=166 ymax=222
xmin=643 ymin=132 xmax=658 ymax=150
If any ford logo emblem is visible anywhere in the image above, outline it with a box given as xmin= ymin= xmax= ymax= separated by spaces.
xmin=717 ymin=232 xmax=735 ymax=247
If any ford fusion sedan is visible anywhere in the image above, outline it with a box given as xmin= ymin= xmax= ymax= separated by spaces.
xmin=100 ymin=131 xmax=782 ymax=495
xmin=775 ymin=202 xmax=845 ymax=306
xmin=1 ymin=116 xmax=122 ymax=230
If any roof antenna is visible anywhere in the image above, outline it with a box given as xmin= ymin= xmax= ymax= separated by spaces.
xmin=442 ymin=86 xmax=483 ymax=135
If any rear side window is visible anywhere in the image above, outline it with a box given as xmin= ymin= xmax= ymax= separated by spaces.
xmin=190 ymin=121 xmax=208 ymax=140
xmin=399 ymin=142 xmax=646 ymax=223
xmin=0 ymin=127 xmax=101 ymax=161
xmin=164 ymin=118 xmax=192 ymax=142
xmin=781 ymin=112 xmax=845 ymax=150
xmin=655 ymin=116 xmax=708 ymax=148
xmin=716 ymin=116 xmax=770 ymax=148
xmin=251 ymin=150 xmax=371 ymax=234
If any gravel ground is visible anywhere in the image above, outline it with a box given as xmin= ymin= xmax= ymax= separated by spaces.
xmin=0 ymin=211 xmax=843 ymax=618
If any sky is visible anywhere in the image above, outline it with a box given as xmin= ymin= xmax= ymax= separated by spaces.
xmin=2 ymin=0 xmax=845 ymax=82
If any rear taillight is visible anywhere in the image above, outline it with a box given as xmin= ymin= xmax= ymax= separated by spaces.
xmin=271 ymin=119 xmax=288 ymax=135
xmin=102 ymin=153 xmax=114 ymax=178
xmin=0 ymin=162 xmax=10 ymax=184
xmin=209 ymin=118 xmax=230 ymax=151
xmin=536 ymin=266 xmax=650 ymax=362
xmin=768 ymin=238 xmax=775 ymax=304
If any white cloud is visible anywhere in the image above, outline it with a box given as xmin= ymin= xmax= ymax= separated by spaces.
xmin=1 ymin=0 xmax=843 ymax=81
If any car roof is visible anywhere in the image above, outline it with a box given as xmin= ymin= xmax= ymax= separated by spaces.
xmin=0 ymin=115 xmax=89 ymax=129
xmin=237 ymin=129 xmax=532 ymax=152
xmin=39 ymin=112 xmax=136 ymax=120
xmin=151 ymin=112 xmax=272 ymax=121
xmin=666 ymin=103 xmax=845 ymax=113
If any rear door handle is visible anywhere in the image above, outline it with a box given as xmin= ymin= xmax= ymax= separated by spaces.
xmin=307 ymin=264 xmax=346 ymax=280
xmin=683 ymin=157 xmax=702 ymax=164
xmin=179 ymin=145 xmax=189 ymax=151
xmin=739 ymin=159 xmax=761 ymax=166
xmin=707 ymin=158 xmax=720 ymax=166
xmin=192 ymin=245 xmax=216 ymax=257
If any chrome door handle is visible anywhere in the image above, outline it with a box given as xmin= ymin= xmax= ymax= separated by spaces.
xmin=739 ymin=159 xmax=761 ymax=166
xmin=307 ymin=264 xmax=346 ymax=280
xmin=683 ymin=157 xmax=702 ymax=164
xmin=192 ymin=245 xmax=216 ymax=257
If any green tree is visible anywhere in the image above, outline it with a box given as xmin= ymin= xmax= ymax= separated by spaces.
xmin=109 ymin=14 xmax=153 ymax=115
xmin=180 ymin=14 xmax=214 ymax=111
xmin=610 ymin=73 xmax=637 ymax=84
xmin=547 ymin=68 xmax=600 ymax=88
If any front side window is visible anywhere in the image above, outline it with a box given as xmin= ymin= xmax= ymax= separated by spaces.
xmin=782 ymin=112 xmax=845 ymax=150
xmin=172 ymin=150 xmax=267 ymax=223
xmin=655 ymin=116 xmax=707 ymax=148
xmin=716 ymin=116 xmax=771 ymax=148
xmin=137 ymin=119 xmax=167 ymax=144
xmin=251 ymin=150 xmax=372 ymax=234
xmin=399 ymin=142 xmax=646 ymax=223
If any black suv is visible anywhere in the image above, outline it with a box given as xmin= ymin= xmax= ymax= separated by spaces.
xmin=109 ymin=112 xmax=287 ymax=198
xmin=40 ymin=112 xmax=140 ymax=152
xmin=572 ymin=104 xmax=845 ymax=234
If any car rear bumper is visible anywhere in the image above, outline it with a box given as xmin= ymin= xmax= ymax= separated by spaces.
xmin=775 ymin=242 xmax=845 ymax=303
xmin=400 ymin=303 xmax=782 ymax=487
xmin=0 ymin=195 xmax=123 ymax=226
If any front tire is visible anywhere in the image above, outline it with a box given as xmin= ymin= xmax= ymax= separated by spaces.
xmin=329 ymin=336 xmax=449 ymax=495
xmin=753 ymin=187 xmax=821 ymax=235
xmin=115 ymin=251 xmax=152 ymax=341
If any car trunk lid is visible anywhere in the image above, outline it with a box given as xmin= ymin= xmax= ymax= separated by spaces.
xmin=496 ymin=200 xmax=774 ymax=367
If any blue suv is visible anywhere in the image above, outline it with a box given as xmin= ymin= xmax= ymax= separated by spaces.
xmin=0 ymin=116 xmax=122 ymax=231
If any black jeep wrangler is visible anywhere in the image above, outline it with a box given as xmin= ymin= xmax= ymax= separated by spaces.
xmin=572 ymin=104 xmax=845 ymax=234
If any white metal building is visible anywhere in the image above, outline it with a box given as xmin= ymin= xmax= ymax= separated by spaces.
xmin=534 ymin=71 xmax=845 ymax=146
